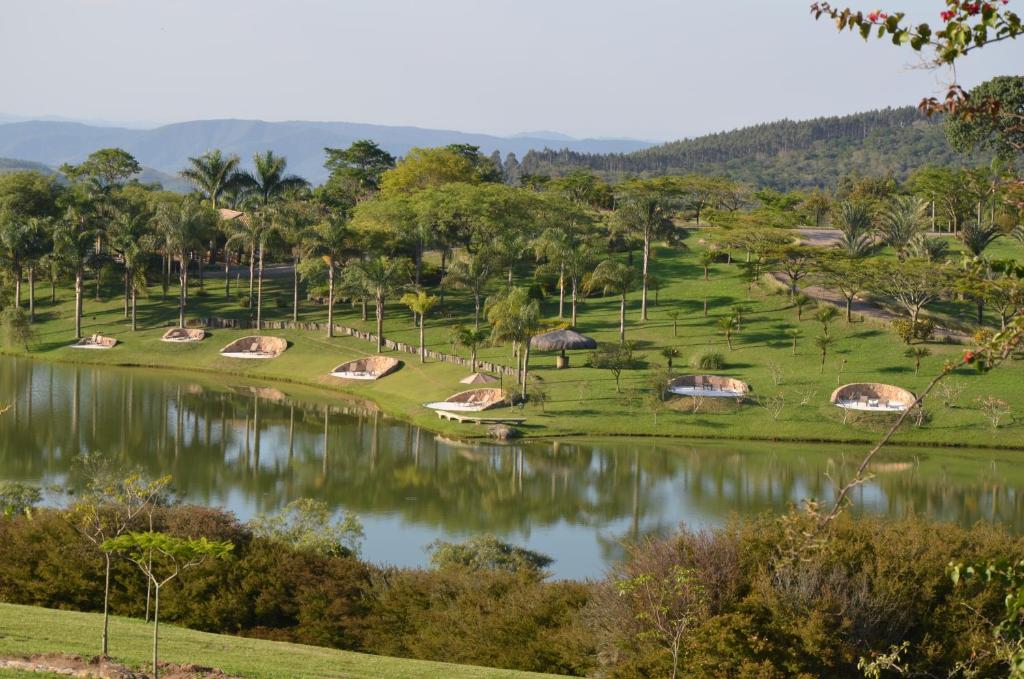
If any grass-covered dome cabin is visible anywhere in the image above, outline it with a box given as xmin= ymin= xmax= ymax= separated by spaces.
xmin=424 ymin=388 xmax=509 ymax=412
xmin=830 ymin=383 xmax=916 ymax=412
xmin=530 ymin=329 xmax=598 ymax=369
xmin=161 ymin=327 xmax=207 ymax=343
xmin=667 ymin=375 xmax=750 ymax=398
xmin=70 ymin=334 xmax=118 ymax=350
xmin=329 ymin=356 xmax=401 ymax=381
xmin=219 ymin=336 xmax=288 ymax=359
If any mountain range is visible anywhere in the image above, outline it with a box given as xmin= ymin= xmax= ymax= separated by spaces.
xmin=0 ymin=118 xmax=655 ymax=186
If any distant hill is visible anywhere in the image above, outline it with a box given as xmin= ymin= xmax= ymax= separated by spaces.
xmin=0 ymin=156 xmax=192 ymax=193
xmin=520 ymin=107 xmax=986 ymax=190
xmin=0 ymin=119 xmax=655 ymax=186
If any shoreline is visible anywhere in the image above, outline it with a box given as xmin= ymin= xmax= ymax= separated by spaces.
xmin=6 ymin=349 xmax=1024 ymax=453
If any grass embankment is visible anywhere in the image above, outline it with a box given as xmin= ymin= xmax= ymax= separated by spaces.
xmin=3 ymin=232 xmax=1023 ymax=448
xmin=0 ymin=603 xmax=563 ymax=679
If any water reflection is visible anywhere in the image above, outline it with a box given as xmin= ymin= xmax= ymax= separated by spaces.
xmin=1 ymin=357 xmax=1021 ymax=579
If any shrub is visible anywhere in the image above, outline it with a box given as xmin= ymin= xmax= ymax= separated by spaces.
xmin=891 ymin=318 xmax=935 ymax=344
xmin=237 ymin=293 xmax=251 ymax=309
xmin=275 ymin=294 xmax=290 ymax=309
xmin=691 ymin=350 xmax=725 ymax=370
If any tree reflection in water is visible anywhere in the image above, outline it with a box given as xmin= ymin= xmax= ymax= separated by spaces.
xmin=1 ymin=356 xmax=1021 ymax=578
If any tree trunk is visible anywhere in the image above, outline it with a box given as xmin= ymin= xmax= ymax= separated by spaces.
xmin=418 ymin=317 xmax=425 ymax=362
xmin=178 ymin=259 xmax=187 ymax=328
xmin=326 ymin=266 xmax=335 ymax=338
xmin=152 ymin=585 xmax=160 ymax=679
xmin=101 ymin=553 xmax=111 ymax=656
xmin=473 ymin=293 xmax=481 ymax=331
xmin=256 ymin=242 xmax=265 ymax=331
xmin=292 ymin=256 xmax=300 ymax=323
xmin=558 ymin=262 xmax=565 ymax=318
xmin=247 ymin=245 xmax=255 ymax=308
xmin=521 ymin=341 xmax=531 ymax=400
xmin=74 ymin=269 xmax=83 ymax=340
xmin=618 ymin=294 xmax=626 ymax=343
xmin=976 ymin=298 xmax=984 ymax=326
xmin=27 ymin=267 xmax=35 ymax=322
xmin=375 ymin=295 xmax=384 ymax=352
xmin=13 ymin=265 xmax=21 ymax=309
xmin=131 ymin=273 xmax=137 ymax=331
xmin=571 ymin=279 xmax=578 ymax=328
xmin=640 ymin=235 xmax=650 ymax=321
xmin=123 ymin=269 xmax=129 ymax=318
xmin=224 ymin=246 xmax=231 ymax=299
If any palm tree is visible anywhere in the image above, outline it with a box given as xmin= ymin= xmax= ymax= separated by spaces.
xmin=443 ymin=253 xmax=494 ymax=330
xmin=614 ymin=189 xmax=674 ymax=320
xmin=879 ymin=196 xmax=927 ymax=258
xmin=158 ymin=200 xmax=214 ymax=328
xmin=224 ymin=215 xmax=262 ymax=309
xmin=486 ymin=286 xmax=541 ymax=397
xmin=905 ymin=346 xmax=931 ymax=376
xmin=180 ymin=150 xmax=241 ymax=209
xmin=785 ymin=327 xmax=801 ymax=355
xmin=814 ymin=306 xmax=839 ymax=337
xmin=235 ymin=151 xmax=309 ymax=329
xmin=588 ymin=259 xmax=638 ymax=343
xmin=451 ymin=324 xmax=488 ymax=370
xmin=718 ymin=315 xmax=736 ymax=350
xmin=660 ymin=346 xmax=680 ymax=370
xmin=271 ymin=200 xmax=317 ymax=323
xmin=348 ymin=256 xmax=412 ymax=351
xmin=400 ymin=290 xmax=440 ymax=362
xmin=814 ymin=335 xmax=835 ymax=374
xmin=303 ymin=216 xmax=352 ymax=337
xmin=834 ymin=201 xmax=876 ymax=258
xmin=958 ymin=220 xmax=1002 ymax=257
xmin=905 ymin=234 xmax=949 ymax=262
xmin=53 ymin=194 xmax=99 ymax=339
xmin=107 ymin=202 xmax=155 ymax=331
xmin=699 ymin=249 xmax=715 ymax=280
xmin=0 ymin=212 xmax=48 ymax=314
xmin=562 ymin=242 xmax=598 ymax=328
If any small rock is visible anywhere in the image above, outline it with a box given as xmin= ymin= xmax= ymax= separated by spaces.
xmin=488 ymin=424 xmax=520 ymax=440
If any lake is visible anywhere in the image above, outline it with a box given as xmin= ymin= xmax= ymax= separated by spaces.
xmin=1 ymin=356 xmax=1020 ymax=579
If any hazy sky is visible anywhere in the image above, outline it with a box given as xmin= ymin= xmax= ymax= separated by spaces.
xmin=2 ymin=0 xmax=1021 ymax=140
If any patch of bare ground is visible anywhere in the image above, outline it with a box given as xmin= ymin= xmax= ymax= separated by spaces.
xmin=0 ymin=654 xmax=241 ymax=679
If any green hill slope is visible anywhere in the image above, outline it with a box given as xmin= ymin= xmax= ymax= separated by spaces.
xmin=520 ymin=106 xmax=987 ymax=190
xmin=0 ymin=603 xmax=564 ymax=679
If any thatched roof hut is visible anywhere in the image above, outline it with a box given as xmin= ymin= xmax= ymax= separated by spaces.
xmin=219 ymin=336 xmax=288 ymax=359
xmin=830 ymin=383 xmax=915 ymax=412
xmin=424 ymin=388 xmax=509 ymax=412
xmin=667 ymin=375 xmax=750 ymax=398
xmin=161 ymin=327 xmax=207 ymax=343
xmin=530 ymin=329 xmax=597 ymax=368
xmin=71 ymin=334 xmax=117 ymax=350
xmin=460 ymin=372 xmax=500 ymax=385
xmin=330 ymin=356 xmax=401 ymax=380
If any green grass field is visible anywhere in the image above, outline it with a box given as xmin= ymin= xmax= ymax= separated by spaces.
xmin=0 ymin=603 xmax=563 ymax=679
xmin=3 ymin=232 xmax=1023 ymax=448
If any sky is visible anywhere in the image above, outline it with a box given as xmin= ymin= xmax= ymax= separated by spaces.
xmin=2 ymin=0 xmax=1022 ymax=141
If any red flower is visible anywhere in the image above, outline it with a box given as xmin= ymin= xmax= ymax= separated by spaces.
xmin=867 ymin=9 xmax=886 ymax=21
xmin=941 ymin=9 xmax=956 ymax=19
xmin=963 ymin=351 xmax=976 ymax=364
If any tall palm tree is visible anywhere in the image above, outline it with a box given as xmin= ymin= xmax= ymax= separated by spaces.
xmin=614 ymin=189 xmax=674 ymax=320
xmin=53 ymin=193 xmax=100 ymax=339
xmin=588 ymin=259 xmax=638 ymax=343
xmin=347 ymin=256 xmax=411 ymax=351
xmin=235 ymin=151 xmax=309 ymax=329
xmin=180 ymin=150 xmax=241 ymax=209
xmin=302 ymin=216 xmax=353 ymax=337
xmin=486 ymin=286 xmax=540 ymax=397
xmin=158 ymin=200 xmax=214 ymax=328
xmin=443 ymin=252 xmax=494 ymax=330
xmin=879 ymin=196 xmax=927 ymax=259
xmin=0 ymin=212 xmax=47 ymax=313
xmin=271 ymin=200 xmax=317 ymax=323
xmin=451 ymin=324 xmax=489 ymax=370
xmin=834 ymin=201 xmax=876 ymax=258
xmin=107 ymin=201 xmax=155 ymax=331
xmin=400 ymin=290 xmax=440 ymax=362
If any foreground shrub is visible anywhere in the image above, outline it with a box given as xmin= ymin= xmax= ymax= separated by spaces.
xmin=891 ymin=318 xmax=935 ymax=344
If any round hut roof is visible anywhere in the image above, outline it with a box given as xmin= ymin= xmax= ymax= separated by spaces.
xmin=530 ymin=329 xmax=598 ymax=352
xmin=460 ymin=372 xmax=500 ymax=384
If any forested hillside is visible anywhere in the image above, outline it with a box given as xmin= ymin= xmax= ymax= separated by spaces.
xmin=521 ymin=107 xmax=987 ymax=190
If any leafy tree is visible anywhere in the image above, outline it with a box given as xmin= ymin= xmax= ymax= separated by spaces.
xmin=103 ymin=532 xmax=232 ymax=679
xmin=814 ymin=305 xmax=839 ymax=337
xmin=427 ymin=535 xmax=552 ymax=574
xmin=323 ymin=139 xmax=396 ymax=195
xmin=946 ymin=76 xmax=1024 ymax=160
xmin=813 ymin=334 xmax=835 ymax=374
xmin=157 ymin=200 xmax=215 ymax=328
xmin=451 ymin=324 xmax=488 ymax=369
xmin=698 ymin=249 xmax=715 ymax=280
xmin=871 ymin=259 xmax=951 ymax=327
xmin=588 ymin=341 xmax=639 ymax=393
xmin=60 ymin=148 xmax=140 ymax=192
xmin=348 ymin=256 xmax=412 ymax=351
xmin=400 ymin=290 xmax=440 ymax=362
xmin=771 ymin=245 xmax=817 ymax=296
xmin=816 ymin=255 xmax=875 ymax=322
xmin=1 ymin=307 xmax=34 ymax=350
xmin=718 ymin=315 xmax=736 ymax=350
xmin=588 ymin=259 xmax=638 ymax=343
xmin=69 ymin=457 xmax=170 ymax=657
xmin=0 ymin=212 xmax=49 ymax=313
xmin=250 ymin=498 xmax=363 ymax=557
xmin=378 ymin=146 xmax=480 ymax=196
xmin=0 ymin=481 xmax=41 ymax=518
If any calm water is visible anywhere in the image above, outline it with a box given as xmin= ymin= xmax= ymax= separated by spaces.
xmin=1 ymin=356 xmax=1021 ymax=579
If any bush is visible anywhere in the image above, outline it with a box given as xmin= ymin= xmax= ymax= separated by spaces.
xmin=891 ymin=318 xmax=935 ymax=344
xmin=691 ymin=350 xmax=725 ymax=370
xmin=237 ymin=293 xmax=251 ymax=309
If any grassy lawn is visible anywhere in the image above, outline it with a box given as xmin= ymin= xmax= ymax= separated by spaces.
xmin=0 ymin=603 xmax=563 ymax=679
xmin=2 ymin=232 xmax=1023 ymax=448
